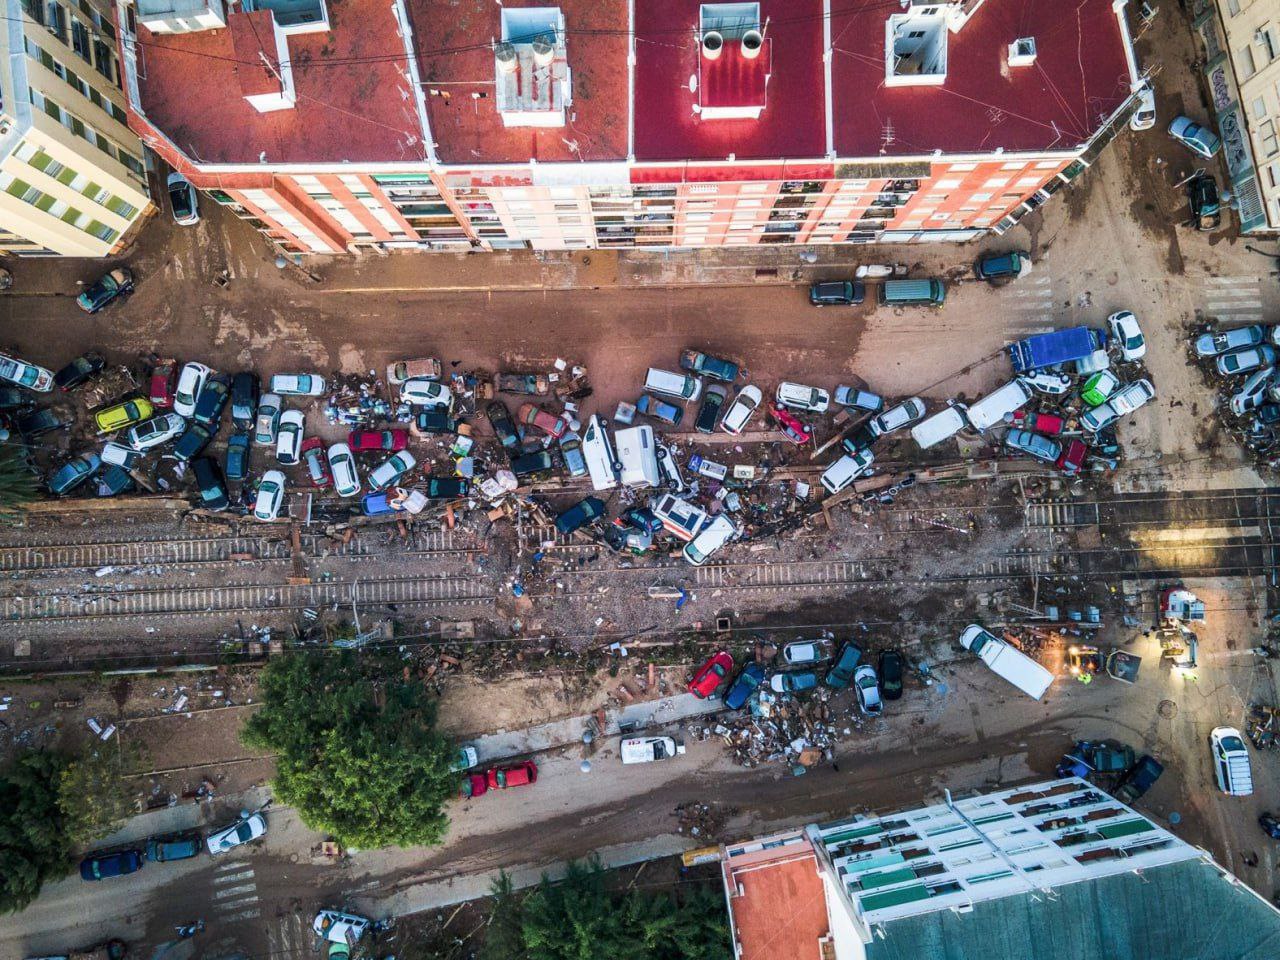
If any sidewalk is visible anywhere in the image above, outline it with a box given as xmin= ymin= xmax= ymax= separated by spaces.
xmin=472 ymin=692 xmax=721 ymax=762
xmin=365 ymin=833 xmax=693 ymax=917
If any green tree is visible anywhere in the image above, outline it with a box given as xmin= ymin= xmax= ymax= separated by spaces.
xmin=480 ymin=872 xmax=527 ymax=960
xmin=57 ymin=748 xmax=134 ymax=845
xmin=241 ymin=649 xmax=456 ymax=849
xmin=0 ymin=752 xmax=73 ymax=912
xmin=0 ymin=446 xmax=39 ymax=523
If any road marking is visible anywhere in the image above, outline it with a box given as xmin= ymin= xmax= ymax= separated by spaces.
xmin=214 ymin=883 xmax=257 ymax=899
xmin=212 ymin=868 xmax=255 ymax=884
xmin=220 ymin=908 xmax=262 ymax=922
xmin=216 ymin=895 xmax=261 ymax=909
xmin=215 ymin=860 xmax=251 ymax=872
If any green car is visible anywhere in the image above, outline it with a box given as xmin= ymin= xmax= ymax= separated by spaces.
xmin=1081 ymin=371 xmax=1119 ymax=408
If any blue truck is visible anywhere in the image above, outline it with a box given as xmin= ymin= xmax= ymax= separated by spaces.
xmin=1008 ymin=326 xmax=1106 ymax=373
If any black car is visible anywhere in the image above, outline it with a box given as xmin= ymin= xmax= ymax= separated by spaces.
xmin=878 ymin=649 xmax=904 ymax=701
xmin=1114 ymin=754 xmax=1164 ymax=805
xmin=191 ymin=457 xmax=229 ymax=511
xmin=416 ymin=409 xmax=460 ymax=434
xmin=96 ymin=463 xmax=134 ymax=496
xmin=426 ymin=477 xmax=471 ymax=498
xmin=486 ymin=401 xmax=520 ymax=451
xmin=80 ymin=849 xmax=144 ymax=882
xmin=842 ymin=423 xmax=878 ymax=455
xmin=173 ymin=422 xmax=214 ymax=462
xmin=695 ymin=386 xmax=727 ymax=434
xmin=554 ymin=496 xmax=605 ymax=535
xmin=510 ymin=449 xmax=554 ymax=479
xmin=17 ymin=406 xmax=71 ymax=438
xmin=224 ymin=430 xmax=251 ymax=481
xmin=54 ymin=352 xmax=105 ymax=391
xmin=230 ymin=372 xmax=260 ymax=430
xmin=1256 ymin=404 xmax=1280 ymax=426
xmin=76 ymin=267 xmax=134 ymax=314
xmin=809 ymin=280 xmax=865 ymax=306
xmin=623 ymin=507 xmax=662 ymax=534
xmin=192 ymin=373 xmax=231 ymax=428
xmin=0 ymin=386 xmax=35 ymax=411
xmin=1187 ymin=174 xmax=1221 ymax=231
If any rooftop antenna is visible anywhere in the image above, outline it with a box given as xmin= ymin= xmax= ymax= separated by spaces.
xmin=879 ymin=119 xmax=895 ymax=154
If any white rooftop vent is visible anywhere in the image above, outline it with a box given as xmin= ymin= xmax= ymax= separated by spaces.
xmin=1008 ymin=37 xmax=1037 ymax=67
xmin=885 ymin=10 xmax=948 ymax=86
xmin=495 ymin=7 xmax=570 ymax=128
xmin=242 ymin=0 xmax=330 ymax=36
xmin=136 ymin=0 xmax=227 ymax=34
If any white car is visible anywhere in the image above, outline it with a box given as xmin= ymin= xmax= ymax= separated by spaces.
xmin=1022 ymin=372 xmax=1073 ymax=396
xmin=853 ymin=664 xmax=882 ymax=716
xmin=1108 ymin=310 xmax=1147 ymax=362
xmin=313 ymin=910 xmax=371 ymax=946
xmin=254 ymin=393 xmax=282 ymax=446
xmin=656 ymin=443 xmax=686 ymax=493
xmin=327 ymin=442 xmax=361 ymax=498
xmin=368 ymin=451 xmax=416 ymax=490
xmin=782 ymin=640 xmax=824 ymax=666
xmin=174 ymin=362 xmax=212 ymax=418
xmin=0 ymin=353 xmax=54 ymax=392
xmin=721 ymin=385 xmax=763 ymax=435
xmin=869 ymin=397 xmax=926 ymax=436
xmin=401 ymin=378 xmax=453 ymax=410
xmin=270 ymin=373 xmax=326 ymax=396
xmin=1129 ymin=85 xmax=1156 ymax=131
xmin=253 ymin=470 xmax=286 ymax=521
xmin=206 ymin=812 xmax=267 ymax=855
xmin=127 ymin=412 xmax=186 ymax=451
xmin=775 ymin=381 xmax=830 ymax=413
xmin=1209 ymin=726 xmax=1253 ymax=796
xmin=100 ymin=441 xmax=140 ymax=468
xmin=1236 ymin=367 xmax=1276 ymax=415
xmin=682 ymin=514 xmax=739 ymax=566
xmin=1080 ymin=379 xmax=1155 ymax=432
xmin=167 ymin=172 xmax=199 ymax=225
xmin=275 ymin=409 xmax=304 ymax=465
xmin=820 ymin=448 xmax=874 ymax=495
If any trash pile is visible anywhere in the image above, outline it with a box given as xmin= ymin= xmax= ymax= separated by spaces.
xmin=691 ymin=686 xmax=849 ymax=772
xmin=1247 ymin=704 xmax=1280 ymax=750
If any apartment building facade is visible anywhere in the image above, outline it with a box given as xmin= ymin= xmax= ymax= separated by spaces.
xmin=0 ymin=0 xmax=151 ymax=255
xmin=1195 ymin=0 xmax=1280 ymax=232
xmin=720 ymin=778 xmax=1280 ymax=960
xmin=117 ymin=0 xmax=1144 ymax=256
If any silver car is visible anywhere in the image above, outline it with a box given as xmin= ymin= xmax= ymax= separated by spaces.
xmin=869 ymin=397 xmax=926 ymax=437
xmin=1005 ymin=428 xmax=1061 ymax=464
xmin=1193 ymin=325 xmax=1264 ymax=358
xmin=1081 ymin=379 xmax=1155 ymax=432
xmin=1233 ymin=367 xmax=1275 ymax=416
xmin=254 ymin=393 xmax=282 ymax=446
xmin=127 ymin=412 xmax=186 ymax=451
xmin=1216 ymin=344 xmax=1276 ymax=376
xmin=206 ymin=812 xmax=267 ymax=855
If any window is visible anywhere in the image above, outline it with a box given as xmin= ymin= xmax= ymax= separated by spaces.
xmin=1035 ymin=160 xmax=1061 ymax=169
xmin=45 ymin=1 xmax=66 ymax=40
xmin=971 ymin=192 xmax=992 ymax=201
xmin=1001 ymin=161 xmax=1026 ymax=171
xmin=982 ymin=177 xmax=1010 ymax=189
xmin=1263 ymin=27 xmax=1277 ymax=62
xmin=71 ymin=19 xmax=89 ymax=60
xmin=92 ymin=38 xmax=114 ymax=81
xmin=1254 ymin=97 xmax=1268 ymax=120
xmin=1240 ymin=44 xmax=1257 ymax=78
xmin=934 ymin=179 xmax=962 ymax=189
xmin=1261 ymin=120 xmax=1279 ymax=158
xmin=1226 ymin=0 xmax=1240 ymax=14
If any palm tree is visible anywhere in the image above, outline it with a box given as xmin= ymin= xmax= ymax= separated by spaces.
xmin=0 ymin=445 xmax=39 ymax=522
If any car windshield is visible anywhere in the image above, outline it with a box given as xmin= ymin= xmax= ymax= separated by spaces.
xmin=1125 ymin=334 xmax=1143 ymax=348
xmin=1221 ymin=735 xmax=1246 ymax=752
xmin=19 ymin=366 xmax=39 ymax=386
xmin=233 ymin=822 xmax=254 ymax=842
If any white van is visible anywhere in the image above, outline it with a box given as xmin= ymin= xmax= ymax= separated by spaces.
xmin=691 ymin=455 xmax=728 ymax=482
xmin=621 ymin=736 xmax=686 ymax=764
xmin=582 ymin=414 xmax=619 ymax=491
xmin=1209 ymin=726 xmax=1253 ymax=796
xmin=820 ymin=448 xmax=874 ymax=495
xmin=910 ymin=406 xmax=967 ymax=450
xmin=615 ymin=425 xmax=660 ymax=488
xmin=645 ymin=368 xmax=702 ymax=402
xmin=958 ymin=624 xmax=1053 ymax=700
xmin=683 ymin=514 xmax=739 ymax=566
xmin=966 ymin=380 xmax=1033 ymax=431
xmin=651 ymin=494 xmax=710 ymax=541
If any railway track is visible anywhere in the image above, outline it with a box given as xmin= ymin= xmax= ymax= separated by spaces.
xmin=0 ymin=529 xmax=470 ymax=574
xmin=1 ymin=574 xmax=494 ymax=624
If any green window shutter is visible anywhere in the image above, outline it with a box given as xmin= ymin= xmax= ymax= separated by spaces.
xmin=34 ymin=193 xmax=57 ymax=212
xmin=5 ymin=179 xmax=32 ymax=198
xmin=29 ymin=150 xmax=53 ymax=172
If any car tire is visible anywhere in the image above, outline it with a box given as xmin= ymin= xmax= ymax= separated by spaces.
xmin=612 ymin=460 xmax=623 ymax=473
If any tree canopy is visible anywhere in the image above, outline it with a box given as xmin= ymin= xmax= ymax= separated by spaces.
xmin=241 ymin=649 xmax=457 ymax=849
xmin=0 ymin=446 xmax=39 ymax=523
xmin=480 ymin=860 xmax=732 ymax=960
xmin=0 ymin=748 xmax=133 ymax=913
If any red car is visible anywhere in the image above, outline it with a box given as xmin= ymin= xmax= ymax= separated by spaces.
xmin=149 ymin=360 xmax=177 ymax=409
xmin=769 ymin=404 xmax=812 ymax=445
xmin=460 ymin=771 xmax=488 ymax=799
xmin=300 ymin=437 xmax=332 ymax=488
xmin=1056 ymin=438 xmax=1088 ymax=476
xmin=348 ymin=429 xmax=409 ymax=452
xmin=688 ymin=651 xmax=734 ymax=698
xmin=488 ymin=761 xmax=538 ymax=790
xmin=517 ymin=402 xmax=569 ymax=440
xmin=1009 ymin=410 xmax=1064 ymax=436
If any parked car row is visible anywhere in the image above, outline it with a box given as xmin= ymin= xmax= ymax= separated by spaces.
xmin=79 ymin=812 xmax=267 ymax=882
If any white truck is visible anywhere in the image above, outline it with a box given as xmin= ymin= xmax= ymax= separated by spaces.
xmin=958 ymin=624 xmax=1054 ymax=700
xmin=621 ymin=736 xmax=686 ymax=764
